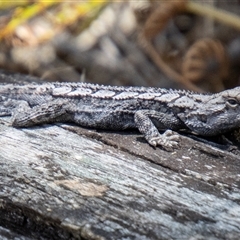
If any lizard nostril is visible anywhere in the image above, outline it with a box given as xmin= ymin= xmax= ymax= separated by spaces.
xmin=199 ymin=115 xmax=207 ymax=123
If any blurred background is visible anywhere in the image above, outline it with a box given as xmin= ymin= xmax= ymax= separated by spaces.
xmin=0 ymin=0 xmax=240 ymax=92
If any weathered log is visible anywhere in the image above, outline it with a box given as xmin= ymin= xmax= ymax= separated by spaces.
xmin=0 ymin=112 xmax=240 ymax=239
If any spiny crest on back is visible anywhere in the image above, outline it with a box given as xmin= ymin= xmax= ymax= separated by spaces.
xmin=50 ymin=82 xmax=212 ymax=100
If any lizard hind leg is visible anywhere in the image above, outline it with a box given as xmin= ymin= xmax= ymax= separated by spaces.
xmin=11 ymin=99 xmax=70 ymax=127
xmin=0 ymin=99 xmax=29 ymax=117
xmin=134 ymin=110 xmax=180 ymax=150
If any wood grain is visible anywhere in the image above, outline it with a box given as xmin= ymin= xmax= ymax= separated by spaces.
xmin=0 ymin=116 xmax=240 ymax=239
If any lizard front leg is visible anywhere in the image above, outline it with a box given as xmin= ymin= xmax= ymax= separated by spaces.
xmin=134 ymin=110 xmax=180 ymax=150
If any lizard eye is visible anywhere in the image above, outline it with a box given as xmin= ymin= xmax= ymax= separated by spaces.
xmin=227 ymin=98 xmax=238 ymax=107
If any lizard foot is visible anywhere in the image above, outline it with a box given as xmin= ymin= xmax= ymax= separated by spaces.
xmin=148 ymin=130 xmax=180 ymax=151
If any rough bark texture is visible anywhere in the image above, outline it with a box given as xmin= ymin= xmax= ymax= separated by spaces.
xmin=1 ymin=111 xmax=240 ymax=239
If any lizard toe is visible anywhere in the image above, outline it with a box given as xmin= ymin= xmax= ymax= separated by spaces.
xmin=149 ymin=138 xmax=158 ymax=147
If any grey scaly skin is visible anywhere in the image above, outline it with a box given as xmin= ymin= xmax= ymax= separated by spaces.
xmin=0 ymin=82 xmax=240 ymax=150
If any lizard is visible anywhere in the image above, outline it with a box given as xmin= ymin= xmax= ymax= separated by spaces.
xmin=0 ymin=81 xmax=240 ymax=150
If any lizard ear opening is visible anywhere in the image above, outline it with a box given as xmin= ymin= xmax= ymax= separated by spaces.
xmin=226 ymin=98 xmax=238 ymax=108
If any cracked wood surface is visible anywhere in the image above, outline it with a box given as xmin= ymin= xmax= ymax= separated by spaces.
xmin=0 ymin=115 xmax=240 ymax=240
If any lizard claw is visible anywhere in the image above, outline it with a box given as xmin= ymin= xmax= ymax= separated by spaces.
xmin=148 ymin=130 xmax=180 ymax=151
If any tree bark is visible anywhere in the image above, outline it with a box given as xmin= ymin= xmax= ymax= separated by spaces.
xmin=0 ymin=114 xmax=240 ymax=239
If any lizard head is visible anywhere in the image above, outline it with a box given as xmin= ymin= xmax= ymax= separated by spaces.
xmin=177 ymin=87 xmax=240 ymax=136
